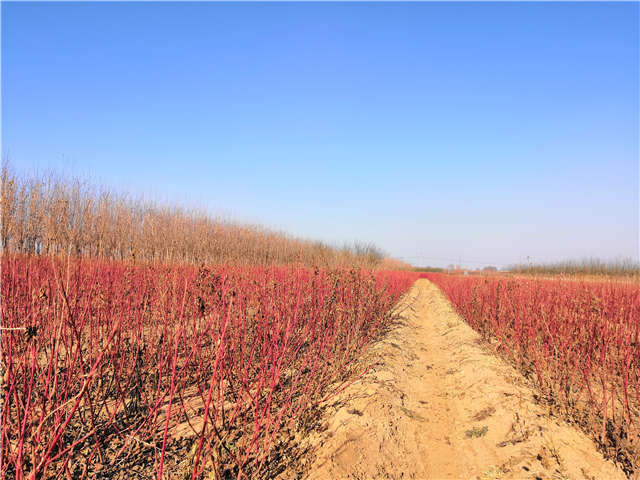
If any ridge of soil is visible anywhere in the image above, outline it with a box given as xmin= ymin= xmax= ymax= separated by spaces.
xmin=281 ymin=279 xmax=626 ymax=480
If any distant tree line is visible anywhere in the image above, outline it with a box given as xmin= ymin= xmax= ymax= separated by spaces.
xmin=412 ymin=266 xmax=444 ymax=273
xmin=0 ymin=164 xmax=403 ymax=269
xmin=509 ymin=258 xmax=640 ymax=277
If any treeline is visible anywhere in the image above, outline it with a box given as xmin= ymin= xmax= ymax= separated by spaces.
xmin=510 ymin=258 xmax=640 ymax=277
xmin=0 ymin=165 xmax=401 ymax=268
xmin=412 ymin=266 xmax=444 ymax=273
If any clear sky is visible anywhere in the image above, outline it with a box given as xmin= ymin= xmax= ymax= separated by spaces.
xmin=2 ymin=2 xmax=638 ymax=268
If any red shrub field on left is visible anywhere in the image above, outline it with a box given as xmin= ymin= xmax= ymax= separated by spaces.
xmin=0 ymin=254 xmax=416 ymax=479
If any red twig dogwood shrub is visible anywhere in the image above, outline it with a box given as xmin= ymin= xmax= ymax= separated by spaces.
xmin=425 ymin=273 xmax=640 ymax=474
xmin=0 ymin=254 xmax=416 ymax=479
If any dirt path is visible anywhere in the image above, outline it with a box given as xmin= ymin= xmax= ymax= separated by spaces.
xmin=289 ymin=279 xmax=626 ymax=480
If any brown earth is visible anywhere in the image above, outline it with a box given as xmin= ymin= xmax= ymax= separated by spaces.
xmin=283 ymin=279 xmax=627 ymax=480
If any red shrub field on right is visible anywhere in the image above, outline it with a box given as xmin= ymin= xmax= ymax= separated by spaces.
xmin=425 ymin=273 xmax=640 ymax=473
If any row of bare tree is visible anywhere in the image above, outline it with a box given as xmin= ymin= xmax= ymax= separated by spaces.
xmin=0 ymin=165 xmax=399 ymax=268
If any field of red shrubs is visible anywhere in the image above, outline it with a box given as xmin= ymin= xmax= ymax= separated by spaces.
xmin=425 ymin=273 xmax=640 ymax=474
xmin=0 ymin=254 xmax=416 ymax=479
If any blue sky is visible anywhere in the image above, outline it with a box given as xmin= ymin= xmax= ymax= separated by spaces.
xmin=3 ymin=2 xmax=638 ymax=268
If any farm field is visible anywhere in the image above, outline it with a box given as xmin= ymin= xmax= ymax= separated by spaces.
xmin=291 ymin=279 xmax=627 ymax=480
xmin=2 ymin=253 xmax=637 ymax=479
xmin=0 ymin=254 xmax=416 ymax=479
xmin=425 ymin=273 xmax=640 ymax=477
xmin=0 ymin=164 xmax=637 ymax=478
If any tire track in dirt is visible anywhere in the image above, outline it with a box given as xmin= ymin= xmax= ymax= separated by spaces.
xmin=284 ymin=279 xmax=626 ymax=480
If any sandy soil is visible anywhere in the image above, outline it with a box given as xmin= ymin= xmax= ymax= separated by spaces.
xmin=285 ymin=279 xmax=626 ymax=480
